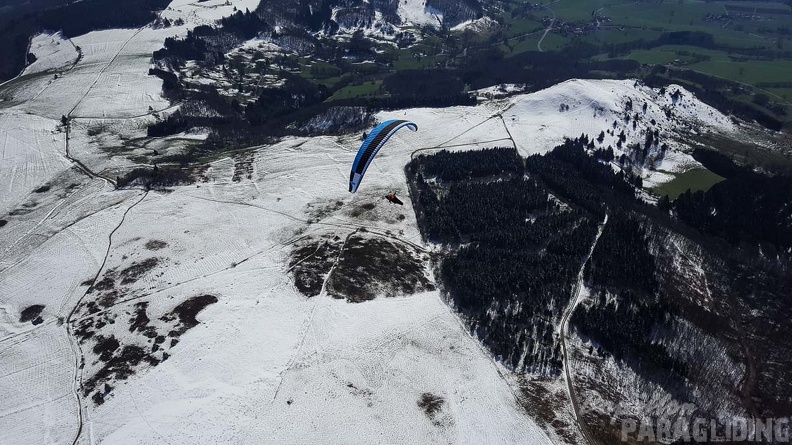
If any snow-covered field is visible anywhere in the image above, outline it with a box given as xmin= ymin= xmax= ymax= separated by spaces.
xmin=502 ymin=79 xmax=736 ymax=187
xmin=0 ymin=118 xmax=555 ymax=445
xmin=0 ymin=112 xmax=71 ymax=215
xmin=398 ymin=0 xmax=443 ymax=27
xmin=383 ymin=78 xmax=737 ymax=190
xmin=503 ymin=79 xmax=736 ymax=154
xmin=0 ymin=1 xmax=743 ymax=440
xmin=24 ymin=32 xmax=80 ymax=77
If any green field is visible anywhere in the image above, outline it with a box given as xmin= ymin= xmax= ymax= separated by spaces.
xmin=595 ymin=41 xmax=792 ymax=108
xmin=393 ymin=44 xmax=447 ymax=70
xmin=545 ymin=0 xmax=612 ymax=21
xmin=607 ymin=49 xmax=687 ymax=65
xmin=501 ymin=16 xmax=545 ymax=39
xmin=393 ymin=53 xmax=440 ymax=70
xmin=501 ymin=32 xmax=569 ymax=57
xmin=723 ymin=1 xmax=792 ymax=13
xmin=587 ymin=28 xmax=664 ymax=45
xmin=604 ymin=2 xmax=724 ymax=29
xmin=548 ymin=0 xmax=789 ymax=49
xmin=653 ymin=168 xmax=726 ymax=200
xmin=766 ymin=88 xmax=792 ymax=101
xmin=686 ymin=59 xmax=792 ymax=88
xmin=497 ymin=0 xmax=790 ymax=57
xmin=501 ymin=35 xmax=542 ymax=56
xmin=326 ymin=80 xmax=384 ymax=102
xmin=312 ymin=75 xmax=348 ymax=89
xmin=303 ymin=61 xmax=342 ymax=78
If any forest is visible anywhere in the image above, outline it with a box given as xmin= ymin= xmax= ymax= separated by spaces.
xmin=572 ymin=211 xmax=689 ymax=391
xmin=524 ymin=138 xmax=641 ymax=217
xmin=153 ymin=10 xmax=271 ymax=70
xmin=407 ymin=144 xmax=613 ymax=374
xmin=672 ymin=166 xmax=792 ymax=251
xmin=407 ymin=142 xmax=659 ymax=374
xmin=408 ymin=138 xmax=792 ymax=418
xmin=405 ymin=140 xmax=680 ymax=381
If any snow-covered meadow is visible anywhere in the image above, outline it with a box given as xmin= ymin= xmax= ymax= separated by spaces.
xmin=23 ymin=32 xmax=80 ymax=77
xmin=0 ymin=110 xmax=556 ymax=445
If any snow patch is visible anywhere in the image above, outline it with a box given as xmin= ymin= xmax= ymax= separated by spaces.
xmin=398 ymin=0 xmax=442 ymax=27
xmin=23 ymin=32 xmax=80 ymax=76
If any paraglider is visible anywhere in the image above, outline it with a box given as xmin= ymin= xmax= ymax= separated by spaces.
xmin=349 ymin=119 xmax=417 ymax=193
xmin=385 ymin=193 xmax=403 ymax=205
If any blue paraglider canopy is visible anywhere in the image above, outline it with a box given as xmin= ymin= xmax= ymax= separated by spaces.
xmin=349 ymin=119 xmax=417 ymax=193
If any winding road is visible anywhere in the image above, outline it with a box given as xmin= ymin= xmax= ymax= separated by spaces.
xmin=65 ymin=191 xmax=148 ymax=445
xmin=537 ymin=0 xmax=561 ymax=52
xmin=559 ymin=213 xmax=608 ymax=445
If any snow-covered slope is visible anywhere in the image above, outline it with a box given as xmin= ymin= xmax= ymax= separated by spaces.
xmin=502 ymin=79 xmax=736 ymax=187
xmin=0 ymin=113 xmax=71 ymax=215
xmin=379 ymin=79 xmax=737 ymax=191
xmin=163 ymin=0 xmax=262 ymax=26
xmin=502 ymin=79 xmax=736 ymax=155
xmin=0 ymin=134 xmax=555 ymax=445
xmin=398 ymin=0 xmax=442 ymax=27
xmin=0 ymin=3 xmax=742 ymax=439
xmin=23 ymin=32 xmax=80 ymax=77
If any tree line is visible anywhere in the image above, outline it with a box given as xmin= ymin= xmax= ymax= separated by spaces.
xmin=407 ymin=145 xmax=603 ymax=374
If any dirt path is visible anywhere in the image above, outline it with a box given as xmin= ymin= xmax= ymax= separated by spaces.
xmin=559 ymin=213 xmax=608 ymax=445
xmin=497 ymin=113 xmax=517 ymax=150
xmin=537 ymin=0 xmax=561 ymax=52
xmin=64 ymin=123 xmax=117 ymax=187
xmin=410 ymin=103 xmax=516 ymax=158
xmin=61 ymin=25 xmax=157 ymax=188
xmin=61 ymin=26 xmax=147 ymax=187
xmin=65 ymin=190 xmax=148 ymax=445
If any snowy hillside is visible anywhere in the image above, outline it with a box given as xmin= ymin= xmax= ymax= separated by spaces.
xmin=23 ymin=32 xmax=81 ymax=77
xmin=490 ymin=79 xmax=737 ymax=187
xmin=0 ymin=0 xmax=747 ymax=439
xmin=398 ymin=0 xmax=443 ymax=27
xmin=378 ymin=78 xmax=737 ymax=191
xmin=0 ymin=3 xmax=545 ymax=444
xmin=0 ymin=117 xmax=554 ymax=445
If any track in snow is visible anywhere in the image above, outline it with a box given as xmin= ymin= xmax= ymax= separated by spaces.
xmin=559 ymin=212 xmax=607 ymax=445
xmin=271 ymin=229 xmax=356 ymax=403
xmin=410 ymin=103 xmax=516 ymax=158
xmin=65 ymin=190 xmax=148 ymax=445
xmin=60 ymin=25 xmax=149 ymax=188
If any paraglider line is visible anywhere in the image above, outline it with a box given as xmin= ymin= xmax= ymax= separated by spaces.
xmin=497 ymin=115 xmax=517 ymax=150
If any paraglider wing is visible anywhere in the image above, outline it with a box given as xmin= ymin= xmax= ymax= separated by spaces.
xmin=349 ymin=119 xmax=417 ymax=193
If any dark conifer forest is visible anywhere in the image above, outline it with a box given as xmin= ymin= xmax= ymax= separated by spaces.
xmin=407 ymin=144 xmax=618 ymax=374
xmin=673 ymin=170 xmax=792 ymax=251
xmin=407 ymin=139 xmax=792 ymax=420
